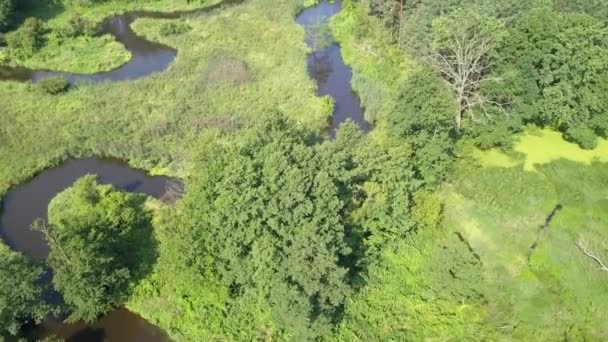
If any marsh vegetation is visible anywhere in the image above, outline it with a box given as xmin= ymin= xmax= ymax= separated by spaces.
xmin=1 ymin=0 xmax=607 ymax=340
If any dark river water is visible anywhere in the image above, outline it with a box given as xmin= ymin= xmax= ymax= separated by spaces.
xmin=0 ymin=0 xmax=368 ymax=340
xmin=0 ymin=158 xmax=177 ymax=342
xmin=296 ymin=0 xmax=370 ymax=134
xmin=0 ymin=0 xmax=239 ymax=84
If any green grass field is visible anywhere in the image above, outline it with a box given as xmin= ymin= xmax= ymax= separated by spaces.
xmin=1 ymin=0 xmax=231 ymax=73
xmin=445 ymin=130 xmax=608 ymax=340
xmin=0 ymin=0 xmax=329 ymax=197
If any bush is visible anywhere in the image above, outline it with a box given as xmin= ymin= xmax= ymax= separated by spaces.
xmin=41 ymin=175 xmax=154 ymax=323
xmin=0 ymin=0 xmax=14 ymax=32
xmin=159 ymin=21 xmax=191 ymax=36
xmin=5 ymin=17 xmax=45 ymax=58
xmin=37 ymin=77 xmax=70 ymax=95
xmin=58 ymin=14 xmax=97 ymax=38
xmin=565 ymin=126 xmax=598 ymax=150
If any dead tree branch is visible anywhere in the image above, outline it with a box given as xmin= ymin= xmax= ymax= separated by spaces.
xmin=576 ymin=235 xmax=608 ymax=272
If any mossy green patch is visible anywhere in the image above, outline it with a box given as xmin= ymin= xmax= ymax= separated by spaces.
xmin=474 ymin=129 xmax=608 ymax=171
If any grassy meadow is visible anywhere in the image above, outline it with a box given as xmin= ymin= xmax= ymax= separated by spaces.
xmin=1 ymin=0 xmax=226 ymax=73
xmin=444 ymin=131 xmax=608 ymax=339
xmin=0 ymin=0 xmax=330 ymax=198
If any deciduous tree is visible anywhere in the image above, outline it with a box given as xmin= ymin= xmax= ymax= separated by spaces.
xmin=36 ymin=175 xmax=154 ymax=323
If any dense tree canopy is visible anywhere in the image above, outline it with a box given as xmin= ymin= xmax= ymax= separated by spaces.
xmin=0 ymin=244 xmax=48 ymax=336
xmin=0 ymin=0 xmax=14 ymax=31
xmin=385 ymin=68 xmax=456 ymax=182
xmin=492 ymin=9 xmax=608 ymax=148
xmin=157 ymin=115 xmax=429 ymax=338
xmin=38 ymin=175 xmax=154 ymax=323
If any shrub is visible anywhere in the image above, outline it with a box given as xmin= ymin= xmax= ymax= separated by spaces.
xmin=0 ymin=0 xmax=14 ymax=32
xmin=159 ymin=21 xmax=191 ymax=36
xmin=58 ymin=14 xmax=97 ymax=38
xmin=37 ymin=77 xmax=70 ymax=95
xmin=565 ymin=126 xmax=598 ymax=150
xmin=5 ymin=17 xmax=45 ymax=58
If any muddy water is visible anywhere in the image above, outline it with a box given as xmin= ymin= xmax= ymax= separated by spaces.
xmin=0 ymin=157 xmax=178 ymax=341
xmin=296 ymin=0 xmax=370 ymax=134
xmin=0 ymin=0 xmax=240 ymax=84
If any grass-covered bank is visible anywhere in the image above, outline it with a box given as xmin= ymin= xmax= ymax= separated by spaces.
xmin=330 ymin=0 xmax=413 ymax=124
xmin=0 ymin=0 xmax=329 ymax=198
xmin=0 ymin=0 xmax=224 ymax=73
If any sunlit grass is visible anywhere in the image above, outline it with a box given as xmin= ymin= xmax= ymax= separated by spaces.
xmin=2 ymin=0 xmax=223 ymax=73
xmin=0 ymin=0 xmax=328 ymax=196
xmin=445 ymin=140 xmax=608 ymax=339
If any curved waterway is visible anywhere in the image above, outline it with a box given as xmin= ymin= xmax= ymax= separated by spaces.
xmin=0 ymin=157 xmax=179 ymax=341
xmin=0 ymin=0 xmax=240 ymax=84
xmin=296 ymin=0 xmax=370 ymax=134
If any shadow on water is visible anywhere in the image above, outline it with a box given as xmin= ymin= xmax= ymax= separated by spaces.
xmin=0 ymin=157 xmax=181 ymax=341
xmin=0 ymin=0 xmax=243 ymax=84
xmin=296 ymin=0 xmax=370 ymax=135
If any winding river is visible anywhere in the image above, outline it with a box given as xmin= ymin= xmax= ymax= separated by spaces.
xmin=0 ymin=0 xmax=240 ymax=84
xmin=0 ymin=0 xmax=367 ymax=340
xmin=0 ymin=158 xmax=178 ymax=341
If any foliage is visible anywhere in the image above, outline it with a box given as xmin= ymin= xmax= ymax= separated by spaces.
xmin=128 ymin=117 xmax=429 ymax=340
xmin=493 ymin=9 xmax=608 ymax=148
xmin=5 ymin=17 xmax=45 ymax=59
xmin=159 ymin=21 xmax=191 ymax=36
xmin=0 ymin=0 xmax=13 ymax=31
xmin=0 ymin=244 xmax=49 ymax=336
xmin=38 ymin=175 xmax=155 ymax=323
xmin=37 ymin=77 xmax=70 ymax=95
xmin=57 ymin=15 xmax=97 ymax=38
xmin=384 ymin=68 xmax=456 ymax=183
xmin=335 ymin=229 xmax=490 ymax=341
xmin=173 ymin=116 xmax=355 ymax=339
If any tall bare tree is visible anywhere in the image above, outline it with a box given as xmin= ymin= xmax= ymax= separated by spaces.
xmin=427 ymin=9 xmax=506 ymax=131
xmin=305 ymin=15 xmax=333 ymax=55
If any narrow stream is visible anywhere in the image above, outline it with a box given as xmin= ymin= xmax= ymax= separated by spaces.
xmin=0 ymin=157 xmax=178 ymax=341
xmin=296 ymin=0 xmax=370 ymax=134
xmin=0 ymin=0 xmax=241 ymax=84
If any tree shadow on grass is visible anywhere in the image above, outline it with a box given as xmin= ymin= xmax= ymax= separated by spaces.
xmin=114 ymin=193 xmax=160 ymax=303
xmin=14 ymin=0 xmax=66 ymax=27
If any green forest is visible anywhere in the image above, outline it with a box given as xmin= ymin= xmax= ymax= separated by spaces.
xmin=1 ymin=0 xmax=607 ymax=340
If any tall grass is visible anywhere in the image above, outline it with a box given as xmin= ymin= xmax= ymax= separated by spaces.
xmin=0 ymin=0 xmax=330 ymax=197
xmin=444 ymin=133 xmax=608 ymax=340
